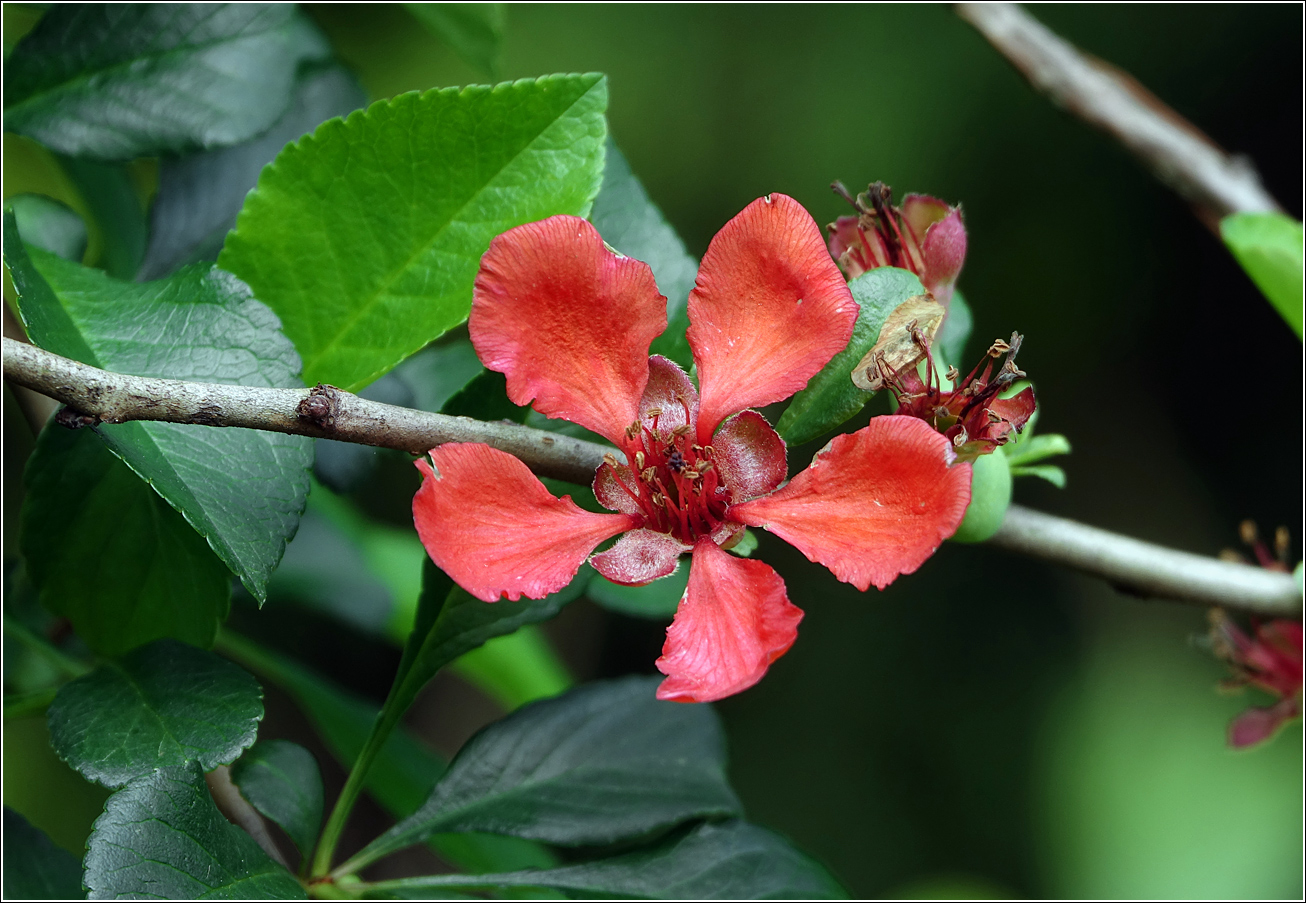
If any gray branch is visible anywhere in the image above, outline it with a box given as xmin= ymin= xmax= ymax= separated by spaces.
xmin=956 ymin=2 xmax=1282 ymax=219
xmin=4 ymin=336 xmax=1299 ymax=616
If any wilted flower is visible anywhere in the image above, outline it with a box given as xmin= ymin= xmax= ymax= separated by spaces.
xmin=1209 ymin=609 xmax=1303 ymax=748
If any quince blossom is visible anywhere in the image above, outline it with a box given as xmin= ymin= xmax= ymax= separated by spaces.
xmin=413 ymin=195 xmax=972 ymax=703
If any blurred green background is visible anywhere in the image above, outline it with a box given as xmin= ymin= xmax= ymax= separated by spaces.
xmin=5 ymin=4 xmax=1302 ymax=899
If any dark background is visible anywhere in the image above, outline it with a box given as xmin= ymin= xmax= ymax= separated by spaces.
xmin=5 ymin=5 xmax=1302 ymax=898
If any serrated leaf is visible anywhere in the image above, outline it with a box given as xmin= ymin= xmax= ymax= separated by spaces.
xmin=1009 ymin=464 xmax=1067 ymax=489
xmin=2 ymin=807 xmax=84 ymax=901
xmin=777 ymin=267 xmax=924 ymax=446
xmin=216 ymin=631 xmax=556 ymax=874
xmin=47 ymin=639 xmax=263 ymax=789
xmin=219 ymin=73 xmax=609 ymax=392
xmin=230 ymin=740 xmax=323 ymax=857
xmin=3 ymin=3 xmax=331 ymax=161
xmin=388 ymin=820 xmax=847 ymax=900
xmin=20 ymin=425 xmax=231 ymax=656
xmin=6 ymin=194 xmax=86 ymax=261
xmin=588 ymin=566 xmax=686 ymax=620
xmin=5 ymin=218 xmax=313 ymax=600
xmin=352 ymin=676 xmax=742 ymax=869
xmin=138 ymin=63 xmax=368 ymax=281
xmin=84 ymin=762 xmax=305 ymax=900
xmin=1221 ymin=212 xmax=1304 ymax=339
xmin=405 ymin=3 xmax=506 ymax=78
xmin=589 ymin=138 xmax=698 ymax=368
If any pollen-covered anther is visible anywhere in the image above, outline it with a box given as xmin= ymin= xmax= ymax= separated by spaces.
xmin=672 ymin=424 xmax=692 ymax=438
xmin=603 ymin=452 xmax=620 ymax=468
xmin=625 ymin=423 xmax=641 ymax=439
xmin=642 ymin=467 xmax=657 ymax=482
xmin=635 ymin=451 xmax=646 ymax=469
xmin=989 ymin=338 xmax=1011 ymax=357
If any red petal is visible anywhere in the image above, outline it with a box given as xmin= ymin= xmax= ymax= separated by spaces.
xmin=920 ymin=209 xmax=967 ymax=306
xmin=471 ymin=216 xmax=667 ymax=443
xmin=688 ymin=194 xmax=858 ymax=442
xmin=713 ymin=411 xmax=787 ymax=503
xmin=640 ymin=355 xmax=699 ymax=437
xmin=591 ymin=528 xmax=690 ymax=585
xmin=730 ymin=415 xmax=971 ymax=591
xmin=414 ymin=444 xmax=637 ymax=601
xmin=655 ymin=539 xmax=803 ymax=703
xmin=593 ymin=461 xmax=642 ymax=515
xmin=900 ymin=193 xmax=952 ymax=238
xmin=1229 ymin=698 xmax=1299 ymax=748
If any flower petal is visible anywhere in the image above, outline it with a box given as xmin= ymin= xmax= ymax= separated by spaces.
xmin=640 ymin=354 xmax=699 ymax=437
xmin=919 ymin=209 xmax=967 ymax=306
xmin=900 ymin=193 xmax=952 ymax=238
xmin=594 ymin=461 xmax=641 ymax=515
xmin=1229 ymin=697 xmax=1300 ymax=748
xmin=730 ymin=415 xmax=971 ymax=591
xmin=591 ymin=528 xmax=691 ymax=585
xmin=713 ymin=411 xmax=787 ymax=503
xmin=414 ymin=443 xmax=637 ymax=601
xmin=471 ymin=216 xmax=667 ymax=443
xmin=688 ymin=194 xmax=858 ymax=442
xmin=656 ymin=539 xmax=803 ymax=703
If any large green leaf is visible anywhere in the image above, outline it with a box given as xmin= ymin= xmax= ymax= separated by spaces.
xmin=47 ymin=639 xmax=263 ymax=789
xmin=230 ymin=740 xmax=324 ymax=858
xmin=84 ymin=762 xmax=305 ymax=900
xmin=218 ymin=73 xmax=609 ymax=392
xmin=6 ymin=194 xmax=87 ymax=262
xmin=776 ymin=267 xmax=924 ymax=446
xmin=3 ymin=4 xmax=330 ymax=161
xmin=378 ymin=820 xmax=847 ymax=900
xmin=404 ymin=3 xmax=506 ymax=78
xmin=57 ymin=156 xmax=147 ymax=279
xmin=587 ymin=566 xmax=686 ymax=620
xmin=138 ymin=63 xmax=368 ymax=281
xmin=2 ymin=807 xmax=83 ymax=900
xmin=6 ymin=219 xmax=314 ymax=600
xmin=1221 ymin=212 xmax=1305 ymax=339
xmin=20 ymin=425 xmax=231 ymax=656
xmin=589 ymin=138 xmax=699 ymax=368
xmin=350 ymin=676 xmax=742 ymax=869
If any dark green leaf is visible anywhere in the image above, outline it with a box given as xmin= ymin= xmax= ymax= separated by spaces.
xmin=441 ymin=368 xmax=527 ymax=422
xmin=404 ymin=3 xmax=506 ymax=78
xmin=230 ymin=740 xmax=323 ymax=857
xmin=2 ymin=807 xmax=83 ymax=900
xmin=138 ymin=63 xmax=368 ymax=281
xmin=84 ymin=762 xmax=305 ymax=900
xmin=589 ymin=138 xmax=699 ymax=368
xmin=4 ymin=4 xmax=331 ymax=161
xmin=20 ymin=425 xmax=231 ymax=656
xmin=6 ymin=194 xmax=86 ymax=262
xmin=777 ymin=267 xmax=924 ymax=446
xmin=353 ymin=676 xmax=742 ymax=867
xmin=6 ymin=219 xmax=314 ymax=600
xmin=588 ymin=566 xmax=686 ymax=620
xmin=386 ymin=820 xmax=847 ymax=900
xmin=215 ymin=631 xmax=556 ymax=874
xmin=57 ymin=156 xmax=147 ymax=280
xmin=1220 ymin=212 xmax=1304 ymax=339
xmin=219 ymin=73 xmax=609 ymax=392
xmin=936 ymin=287 xmax=973 ymax=367
xmin=390 ymin=337 xmax=485 ymax=413
xmin=47 ymin=638 xmax=263 ymax=789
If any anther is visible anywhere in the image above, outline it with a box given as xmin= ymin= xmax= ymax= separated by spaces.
xmin=635 ymin=451 xmax=645 ymax=470
xmin=642 ymin=467 xmax=657 ymax=483
xmin=603 ymin=453 xmax=619 ymax=468
xmin=672 ymin=424 xmax=691 ymax=438
xmin=1275 ymin=526 xmax=1291 ymax=560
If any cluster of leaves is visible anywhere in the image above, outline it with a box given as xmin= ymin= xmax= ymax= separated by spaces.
xmin=0 ymin=4 xmax=862 ymax=899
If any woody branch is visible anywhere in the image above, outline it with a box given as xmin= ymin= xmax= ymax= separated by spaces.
xmin=5 ymin=336 xmax=1299 ymax=617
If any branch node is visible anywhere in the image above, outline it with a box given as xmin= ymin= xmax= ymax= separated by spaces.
xmin=54 ymin=407 xmax=100 ymax=430
xmin=297 ymin=383 xmax=341 ymax=429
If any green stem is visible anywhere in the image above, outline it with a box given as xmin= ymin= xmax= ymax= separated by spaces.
xmin=3 ymin=615 xmax=91 ymax=679
xmin=356 ymin=874 xmax=508 ymax=896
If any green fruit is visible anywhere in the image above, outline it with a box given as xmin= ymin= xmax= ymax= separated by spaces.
xmin=951 ymin=451 xmax=1012 ymax=543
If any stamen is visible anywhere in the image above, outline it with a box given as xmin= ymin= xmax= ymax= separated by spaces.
xmin=635 ymin=451 xmax=645 ymax=470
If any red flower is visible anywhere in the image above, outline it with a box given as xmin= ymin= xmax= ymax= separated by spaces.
xmin=1210 ymin=610 xmax=1303 ymax=748
xmin=827 ymin=181 xmax=967 ymax=307
xmin=413 ymin=195 xmax=972 ymax=703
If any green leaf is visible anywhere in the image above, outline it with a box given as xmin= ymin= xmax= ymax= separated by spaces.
xmin=1003 ymin=433 xmax=1071 ymax=467
xmin=730 ymin=528 xmax=759 ymax=557
xmin=2 ymin=807 xmax=83 ymax=900
xmin=391 ymin=336 xmax=485 ymax=412
xmin=231 ymin=740 xmax=324 ymax=857
xmin=441 ymin=368 xmax=528 ymax=422
xmin=589 ymin=138 xmax=699 ymax=368
xmin=47 ymin=639 xmax=263 ymax=789
xmin=219 ymin=73 xmax=609 ymax=392
xmin=380 ymin=820 xmax=847 ymax=900
xmin=57 ymin=156 xmax=147 ymax=279
xmin=5 ymin=219 xmax=314 ymax=600
xmin=20 ymin=425 xmax=231 ymax=656
xmin=3 ymin=4 xmax=331 ymax=161
xmin=139 ymin=63 xmax=368 ymax=281
xmin=1221 ymin=212 xmax=1304 ymax=339
xmin=215 ymin=631 xmax=556 ymax=874
xmin=84 ymin=762 xmax=305 ymax=900
xmin=404 ymin=3 xmax=506 ymax=78
xmin=6 ymin=194 xmax=86 ymax=262
xmin=777 ymin=267 xmax=924 ymax=446
xmin=588 ymin=566 xmax=687 ymax=620
xmin=351 ymin=676 xmax=742 ymax=869
xmin=1009 ymin=464 xmax=1067 ymax=489
xmin=936 ymin=288 xmax=974 ymax=367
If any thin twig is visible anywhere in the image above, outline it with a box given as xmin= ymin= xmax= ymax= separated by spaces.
xmin=4 ymin=337 xmax=1300 ymax=616
xmin=956 ymin=3 xmax=1283 ymax=220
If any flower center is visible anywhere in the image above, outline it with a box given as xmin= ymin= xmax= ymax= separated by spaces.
xmin=603 ymin=400 xmax=731 ymax=545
